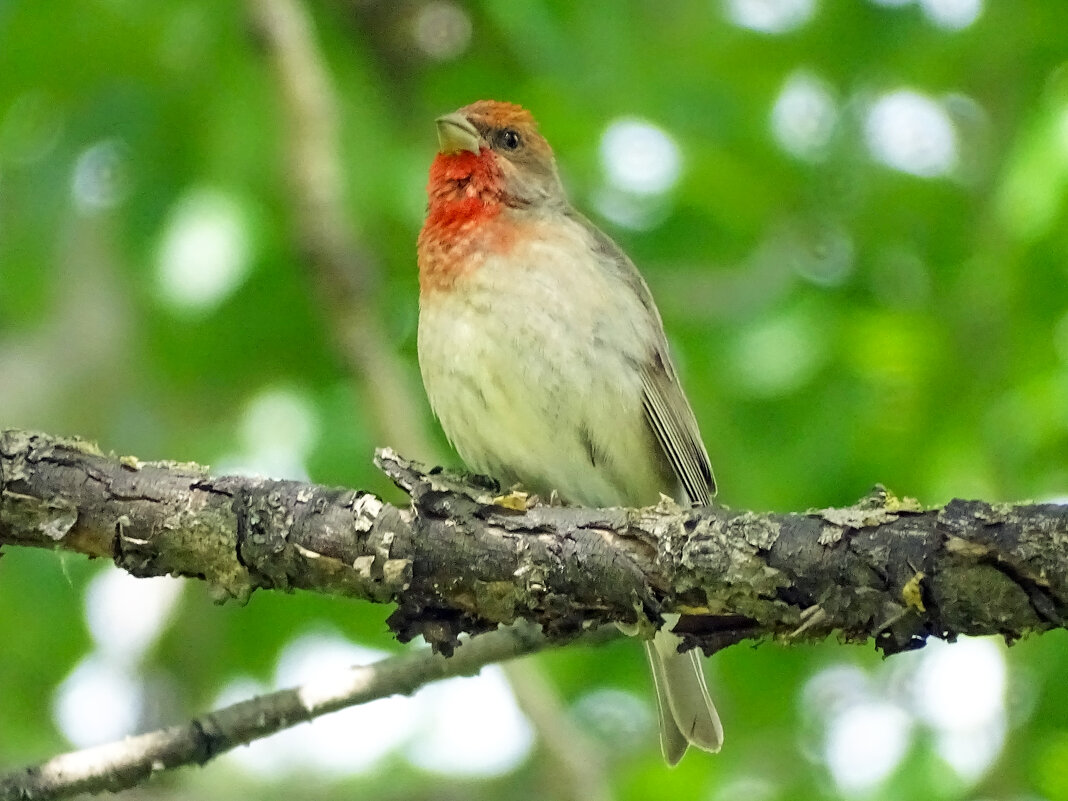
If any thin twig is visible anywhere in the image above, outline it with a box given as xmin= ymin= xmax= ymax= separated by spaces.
xmin=247 ymin=0 xmax=437 ymax=461
xmin=0 ymin=623 xmax=618 ymax=801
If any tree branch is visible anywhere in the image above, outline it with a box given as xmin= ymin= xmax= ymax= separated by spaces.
xmin=3 ymin=428 xmax=1066 ymax=658
xmin=246 ymin=0 xmax=437 ymax=461
xmin=0 ymin=621 xmax=614 ymax=801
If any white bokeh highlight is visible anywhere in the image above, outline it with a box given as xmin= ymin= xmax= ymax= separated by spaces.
xmin=85 ymin=571 xmax=183 ymax=664
xmin=804 ymin=637 xmax=1010 ymax=795
xmin=220 ymin=635 xmax=418 ymax=776
xmin=412 ymin=1 xmax=472 ymax=60
xmin=864 ymin=90 xmax=959 ymax=178
xmin=825 ymin=701 xmax=913 ymax=793
xmin=725 ymin=0 xmax=817 ymax=33
xmin=54 ymin=656 xmax=144 ymax=748
xmin=919 ymin=0 xmax=982 ymax=30
xmin=910 ymin=637 xmax=1007 ymax=781
xmin=54 ymin=571 xmax=182 ymax=748
xmin=219 ymin=631 xmax=534 ymax=778
xmin=407 ymin=666 xmax=534 ymax=776
xmin=596 ymin=117 xmax=682 ymax=229
xmin=155 ymin=187 xmax=252 ymax=313
xmin=217 ymin=386 xmax=321 ymax=480
xmin=599 ymin=118 xmax=682 ymax=196
xmin=71 ymin=138 xmax=130 ymax=213
xmin=771 ymin=71 xmax=839 ymax=161
xmin=573 ymin=687 xmax=653 ymax=752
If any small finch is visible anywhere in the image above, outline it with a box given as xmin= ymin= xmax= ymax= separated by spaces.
xmin=416 ymin=100 xmax=722 ymax=764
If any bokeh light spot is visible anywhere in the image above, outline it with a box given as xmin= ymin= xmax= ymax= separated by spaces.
xmin=912 ymin=637 xmax=1005 ymax=730
xmin=864 ymin=90 xmax=959 ymax=177
xmin=731 ymin=311 xmax=824 ymax=396
xmin=71 ymin=138 xmax=130 ymax=213
xmin=788 ymin=221 xmax=853 ymax=286
xmin=919 ymin=0 xmax=982 ymax=30
xmin=724 ymin=0 xmax=816 ymax=34
xmin=825 ymin=701 xmax=912 ymax=793
xmin=86 ymin=571 xmax=182 ymax=665
xmin=599 ymin=118 xmax=682 ymax=196
xmin=54 ymin=656 xmax=143 ymax=748
xmin=241 ymin=387 xmax=319 ymax=460
xmin=407 ymin=665 xmax=534 ymax=776
xmin=413 ymin=1 xmax=472 ymax=60
xmin=218 ymin=387 xmax=320 ymax=480
xmin=275 ymin=633 xmax=418 ymax=774
xmin=155 ymin=187 xmax=252 ymax=313
xmin=910 ymin=637 xmax=1007 ymax=781
xmin=771 ymin=70 xmax=839 ymax=161
xmin=218 ymin=634 xmax=419 ymax=776
xmin=592 ymin=187 xmax=671 ymax=231
xmin=573 ymin=688 xmax=653 ymax=753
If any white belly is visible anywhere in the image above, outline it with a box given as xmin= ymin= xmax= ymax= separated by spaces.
xmin=417 ymin=223 xmax=668 ymax=507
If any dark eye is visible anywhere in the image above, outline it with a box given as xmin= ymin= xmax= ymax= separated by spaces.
xmin=496 ymin=128 xmax=521 ymax=150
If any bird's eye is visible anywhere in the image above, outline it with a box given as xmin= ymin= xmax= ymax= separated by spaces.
xmin=496 ymin=128 xmax=521 ymax=150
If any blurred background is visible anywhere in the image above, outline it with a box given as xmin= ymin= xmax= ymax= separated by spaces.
xmin=2 ymin=0 xmax=1067 ymax=798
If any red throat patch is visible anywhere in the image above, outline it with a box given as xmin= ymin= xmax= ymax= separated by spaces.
xmin=418 ymin=148 xmax=507 ymax=293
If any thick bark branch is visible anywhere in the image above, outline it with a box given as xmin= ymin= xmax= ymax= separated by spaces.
xmin=3 ymin=429 xmax=1066 ymax=657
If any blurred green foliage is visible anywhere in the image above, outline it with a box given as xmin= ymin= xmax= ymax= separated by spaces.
xmin=1 ymin=1 xmax=1067 ymax=799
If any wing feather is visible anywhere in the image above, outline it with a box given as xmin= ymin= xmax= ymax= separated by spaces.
xmin=567 ymin=209 xmax=716 ymax=505
xmin=640 ymin=354 xmax=716 ymax=504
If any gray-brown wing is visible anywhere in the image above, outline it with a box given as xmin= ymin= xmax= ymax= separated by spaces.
xmin=640 ymin=352 xmax=716 ymax=504
xmin=568 ymin=209 xmax=716 ymax=505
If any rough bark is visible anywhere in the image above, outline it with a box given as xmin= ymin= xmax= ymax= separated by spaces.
xmin=2 ymin=428 xmax=1066 ymax=657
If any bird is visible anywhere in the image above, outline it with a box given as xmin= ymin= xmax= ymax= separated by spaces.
xmin=416 ymin=99 xmax=722 ymax=764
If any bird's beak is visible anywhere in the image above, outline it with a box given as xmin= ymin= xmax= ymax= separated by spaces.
xmin=435 ymin=112 xmax=481 ymax=155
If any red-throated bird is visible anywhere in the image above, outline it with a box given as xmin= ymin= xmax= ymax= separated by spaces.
xmin=416 ymin=100 xmax=722 ymax=763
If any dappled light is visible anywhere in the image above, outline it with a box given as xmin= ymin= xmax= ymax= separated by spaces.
xmin=406 ymin=666 xmax=534 ymax=776
xmin=919 ymin=0 xmax=983 ymax=30
xmin=595 ymin=117 xmax=681 ymax=230
xmin=412 ymin=1 xmax=472 ymax=61
xmin=770 ymin=70 xmax=839 ymax=162
xmin=70 ymin=138 xmax=130 ymax=213
xmin=864 ymin=90 xmax=959 ymax=178
xmin=724 ymin=0 xmax=817 ymax=34
xmin=85 ymin=572 xmax=183 ymax=665
xmin=599 ymin=118 xmax=682 ymax=196
xmin=825 ymin=701 xmax=913 ymax=794
xmin=803 ymin=638 xmax=1010 ymax=795
xmin=214 ymin=631 xmax=534 ymax=778
xmin=214 ymin=386 xmax=321 ymax=480
xmin=155 ymin=187 xmax=254 ymax=314
xmin=53 ymin=656 xmax=144 ymax=749
xmin=729 ymin=309 xmax=825 ymax=397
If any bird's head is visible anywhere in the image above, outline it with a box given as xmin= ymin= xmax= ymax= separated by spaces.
xmin=425 ymin=100 xmax=565 ymax=220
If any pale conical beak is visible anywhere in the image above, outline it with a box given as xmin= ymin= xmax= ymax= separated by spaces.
xmin=435 ymin=112 xmax=481 ymax=155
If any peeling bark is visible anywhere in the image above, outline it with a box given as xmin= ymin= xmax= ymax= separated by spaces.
xmin=2 ymin=429 xmax=1066 ymax=656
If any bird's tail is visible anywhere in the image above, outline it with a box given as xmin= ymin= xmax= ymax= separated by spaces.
xmin=645 ymin=629 xmax=723 ymax=765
